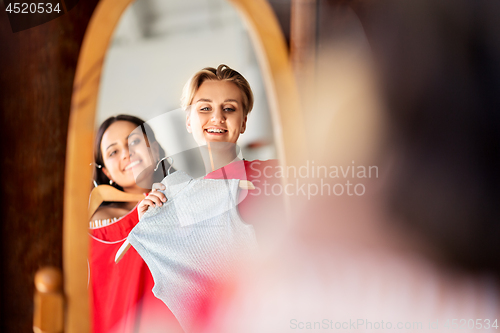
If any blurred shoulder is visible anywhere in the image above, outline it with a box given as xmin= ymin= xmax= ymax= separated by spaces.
xmin=244 ymin=159 xmax=279 ymax=170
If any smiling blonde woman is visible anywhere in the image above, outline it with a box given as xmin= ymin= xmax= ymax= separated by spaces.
xmin=139 ymin=65 xmax=283 ymax=232
xmin=132 ymin=65 xmax=285 ymax=331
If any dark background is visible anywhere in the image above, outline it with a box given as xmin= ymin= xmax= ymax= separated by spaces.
xmin=0 ymin=0 xmax=99 ymax=331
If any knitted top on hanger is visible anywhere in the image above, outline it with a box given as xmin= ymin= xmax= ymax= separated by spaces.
xmin=127 ymin=170 xmax=258 ymax=333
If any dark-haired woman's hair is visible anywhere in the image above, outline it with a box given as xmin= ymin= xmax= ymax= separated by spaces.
xmin=93 ymin=114 xmax=166 ymax=191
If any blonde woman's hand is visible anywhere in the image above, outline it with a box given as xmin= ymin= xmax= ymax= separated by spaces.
xmin=138 ymin=183 xmax=167 ymax=220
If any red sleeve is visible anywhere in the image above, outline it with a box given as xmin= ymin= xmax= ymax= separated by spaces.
xmin=205 ymin=160 xmax=285 ymax=241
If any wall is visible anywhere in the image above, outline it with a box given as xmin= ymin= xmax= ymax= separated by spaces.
xmin=0 ymin=1 xmax=99 ymax=331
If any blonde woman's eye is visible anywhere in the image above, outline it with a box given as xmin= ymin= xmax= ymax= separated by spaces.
xmin=200 ymin=107 xmax=211 ymax=112
xmin=224 ymin=107 xmax=236 ymax=112
xmin=129 ymin=138 xmax=141 ymax=146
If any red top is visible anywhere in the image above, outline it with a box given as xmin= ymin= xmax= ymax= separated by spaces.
xmin=89 ymin=207 xmax=182 ymax=333
xmin=89 ymin=159 xmax=283 ymax=332
xmin=204 ymin=159 xmax=284 ymax=237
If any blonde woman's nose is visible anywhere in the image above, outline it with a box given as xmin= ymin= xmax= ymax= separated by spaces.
xmin=211 ymin=108 xmax=225 ymax=123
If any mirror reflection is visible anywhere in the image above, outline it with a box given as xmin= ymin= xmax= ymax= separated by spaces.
xmin=89 ymin=1 xmax=279 ymax=332
xmin=96 ymin=0 xmax=275 ymax=163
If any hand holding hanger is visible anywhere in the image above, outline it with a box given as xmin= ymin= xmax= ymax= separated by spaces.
xmin=116 ymin=175 xmax=255 ymax=264
xmin=139 ymin=156 xmax=255 ymax=220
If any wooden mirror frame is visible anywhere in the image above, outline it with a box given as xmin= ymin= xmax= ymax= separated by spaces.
xmin=64 ymin=0 xmax=305 ymax=331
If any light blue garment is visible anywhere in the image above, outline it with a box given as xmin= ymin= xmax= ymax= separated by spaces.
xmin=128 ymin=171 xmax=257 ymax=333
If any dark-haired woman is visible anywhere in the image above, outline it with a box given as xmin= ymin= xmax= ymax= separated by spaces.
xmin=91 ymin=114 xmax=166 ymax=224
xmin=89 ymin=115 xmax=181 ymax=333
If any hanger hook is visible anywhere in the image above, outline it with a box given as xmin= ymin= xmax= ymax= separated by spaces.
xmin=166 ymin=156 xmax=174 ymax=175
xmin=154 ymin=157 xmax=166 ymax=172
xmin=154 ymin=156 xmax=174 ymax=176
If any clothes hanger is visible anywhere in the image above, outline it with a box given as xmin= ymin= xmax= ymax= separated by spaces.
xmin=115 ymin=156 xmax=255 ymax=263
xmin=154 ymin=156 xmax=255 ymax=190
xmin=238 ymin=180 xmax=255 ymax=190
xmin=88 ymin=162 xmax=146 ymax=220
xmin=88 ymin=185 xmax=145 ymax=220
xmin=115 ymin=157 xmax=174 ymax=263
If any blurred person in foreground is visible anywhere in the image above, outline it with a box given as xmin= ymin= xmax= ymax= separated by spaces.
xmin=198 ymin=1 xmax=500 ymax=332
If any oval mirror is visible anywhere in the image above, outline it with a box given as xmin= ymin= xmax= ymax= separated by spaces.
xmin=64 ymin=0 xmax=303 ymax=331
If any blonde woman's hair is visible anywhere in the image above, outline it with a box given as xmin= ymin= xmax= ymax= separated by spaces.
xmin=181 ymin=64 xmax=254 ymax=116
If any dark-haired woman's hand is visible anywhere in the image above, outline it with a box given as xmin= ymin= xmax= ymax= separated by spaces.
xmin=138 ymin=183 xmax=167 ymax=220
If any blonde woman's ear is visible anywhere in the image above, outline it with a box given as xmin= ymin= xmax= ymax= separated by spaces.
xmin=186 ymin=113 xmax=192 ymax=133
xmin=240 ymin=116 xmax=248 ymax=134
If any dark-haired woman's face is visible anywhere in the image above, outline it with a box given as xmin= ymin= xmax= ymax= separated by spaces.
xmin=101 ymin=121 xmax=158 ymax=191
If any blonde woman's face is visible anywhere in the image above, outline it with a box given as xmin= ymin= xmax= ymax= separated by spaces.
xmin=186 ymin=80 xmax=247 ymax=146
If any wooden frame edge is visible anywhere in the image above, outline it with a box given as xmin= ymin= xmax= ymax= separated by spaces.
xmin=229 ymin=0 xmax=307 ymax=166
xmin=63 ymin=0 xmax=134 ymax=332
xmin=63 ymin=0 xmax=304 ymax=331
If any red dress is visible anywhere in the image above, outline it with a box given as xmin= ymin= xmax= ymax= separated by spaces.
xmin=89 ymin=206 xmax=182 ymax=333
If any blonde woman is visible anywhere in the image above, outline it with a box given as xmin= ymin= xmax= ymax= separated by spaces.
xmin=139 ymin=65 xmax=282 ymax=235
xmin=130 ymin=65 xmax=284 ymax=332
